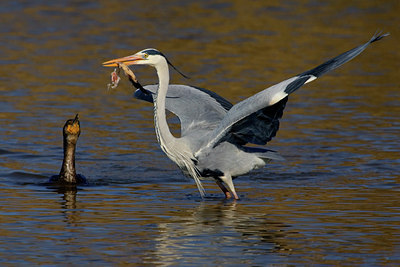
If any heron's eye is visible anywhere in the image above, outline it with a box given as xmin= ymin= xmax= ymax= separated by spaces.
xmin=143 ymin=53 xmax=149 ymax=59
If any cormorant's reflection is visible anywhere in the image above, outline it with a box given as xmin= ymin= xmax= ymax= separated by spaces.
xmin=57 ymin=186 xmax=77 ymax=210
xmin=54 ymin=185 xmax=81 ymax=226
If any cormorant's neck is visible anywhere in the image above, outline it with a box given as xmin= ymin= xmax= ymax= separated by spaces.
xmin=59 ymin=138 xmax=77 ymax=183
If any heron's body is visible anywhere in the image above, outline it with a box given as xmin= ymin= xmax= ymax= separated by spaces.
xmin=103 ymin=32 xmax=388 ymax=199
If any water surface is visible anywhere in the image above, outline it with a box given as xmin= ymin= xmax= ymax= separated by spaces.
xmin=0 ymin=0 xmax=399 ymax=265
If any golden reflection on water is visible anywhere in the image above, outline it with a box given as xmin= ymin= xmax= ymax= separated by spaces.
xmin=0 ymin=182 xmax=399 ymax=265
xmin=0 ymin=0 xmax=399 ymax=265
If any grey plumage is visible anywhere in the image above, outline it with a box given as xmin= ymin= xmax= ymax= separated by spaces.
xmin=135 ymin=84 xmax=231 ymax=138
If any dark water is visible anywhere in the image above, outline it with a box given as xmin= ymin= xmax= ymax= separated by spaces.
xmin=1 ymin=0 xmax=399 ymax=265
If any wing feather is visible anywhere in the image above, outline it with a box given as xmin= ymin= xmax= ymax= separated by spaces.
xmin=134 ymin=84 xmax=232 ymax=137
xmin=196 ymin=32 xmax=388 ymax=155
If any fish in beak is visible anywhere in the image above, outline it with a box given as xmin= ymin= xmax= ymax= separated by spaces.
xmin=104 ymin=60 xmax=148 ymax=94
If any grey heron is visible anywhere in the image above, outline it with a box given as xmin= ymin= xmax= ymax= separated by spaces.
xmin=103 ymin=32 xmax=388 ymax=199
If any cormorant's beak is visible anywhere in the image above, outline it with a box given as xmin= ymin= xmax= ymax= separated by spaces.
xmin=73 ymin=114 xmax=79 ymax=124
xmin=102 ymin=55 xmax=143 ymax=67
xmin=65 ymin=114 xmax=80 ymax=135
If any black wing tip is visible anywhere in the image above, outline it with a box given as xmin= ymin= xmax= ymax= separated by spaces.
xmin=370 ymin=31 xmax=390 ymax=43
xmin=298 ymin=31 xmax=389 ymax=79
xmin=284 ymin=75 xmax=311 ymax=94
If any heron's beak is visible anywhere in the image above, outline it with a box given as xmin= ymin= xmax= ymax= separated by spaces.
xmin=102 ymin=55 xmax=143 ymax=67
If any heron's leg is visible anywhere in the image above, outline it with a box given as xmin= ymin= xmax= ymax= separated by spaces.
xmin=216 ymin=180 xmax=232 ymax=199
xmin=220 ymin=174 xmax=239 ymax=200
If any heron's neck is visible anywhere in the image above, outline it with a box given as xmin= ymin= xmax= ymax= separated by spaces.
xmin=154 ymin=62 xmax=176 ymax=147
xmin=59 ymin=139 xmax=77 ymax=183
xmin=153 ymin=60 xmax=204 ymax=196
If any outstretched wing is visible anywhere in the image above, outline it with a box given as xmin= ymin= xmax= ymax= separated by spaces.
xmin=134 ymin=84 xmax=233 ymax=137
xmin=196 ymin=32 xmax=388 ymax=153
xmin=222 ymin=96 xmax=289 ymax=146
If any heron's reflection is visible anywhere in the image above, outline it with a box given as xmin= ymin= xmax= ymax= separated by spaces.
xmin=154 ymin=200 xmax=296 ymax=263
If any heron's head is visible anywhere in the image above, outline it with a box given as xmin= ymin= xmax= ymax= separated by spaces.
xmin=103 ymin=49 xmax=189 ymax=78
xmin=63 ymin=114 xmax=80 ymax=144
xmin=102 ymin=48 xmax=166 ymax=68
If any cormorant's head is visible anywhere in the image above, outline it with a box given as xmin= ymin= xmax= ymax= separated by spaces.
xmin=63 ymin=114 xmax=80 ymax=144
